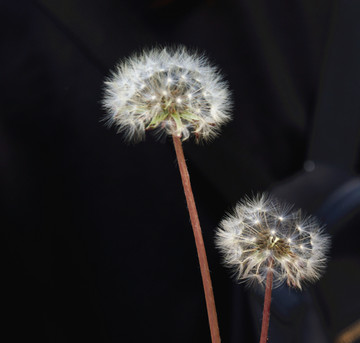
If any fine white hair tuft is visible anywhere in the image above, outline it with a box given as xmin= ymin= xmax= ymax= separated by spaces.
xmin=215 ymin=193 xmax=330 ymax=289
xmin=103 ymin=46 xmax=232 ymax=142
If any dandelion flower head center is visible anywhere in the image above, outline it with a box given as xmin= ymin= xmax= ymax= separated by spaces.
xmin=243 ymin=210 xmax=314 ymax=262
xmin=255 ymin=231 xmax=292 ymax=259
xmin=133 ymin=67 xmax=210 ymax=134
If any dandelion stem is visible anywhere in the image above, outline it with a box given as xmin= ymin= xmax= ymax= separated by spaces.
xmin=259 ymin=258 xmax=273 ymax=343
xmin=172 ymin=134 xmax=221 ymax=343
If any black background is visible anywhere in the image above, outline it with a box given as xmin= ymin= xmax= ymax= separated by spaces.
xmin=2 ymin=1 xmax=360 ymax=342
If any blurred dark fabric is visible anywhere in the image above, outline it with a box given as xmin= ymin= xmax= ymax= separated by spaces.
xmin=2 ymin=0 xmax=360 ymax=342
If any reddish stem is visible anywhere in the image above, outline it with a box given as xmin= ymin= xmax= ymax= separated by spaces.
xmin=172 ymin=135 xmax=221 ymax=343
xmin=259 ymin=259 xmax=274 ymax=343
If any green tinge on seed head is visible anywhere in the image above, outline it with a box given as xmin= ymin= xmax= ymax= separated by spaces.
xmin=146 ymin=110 xmax=202 ymax=135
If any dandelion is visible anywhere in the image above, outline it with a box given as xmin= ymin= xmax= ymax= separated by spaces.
xmin=216 ymin=193 xmax=330 ymax=343
xmin=103 ymin=46 xmax=231 ymax=142
xmin=103 ymin=46 xmax=232 ymax=343
xmin=216 ymin=193 xmax=329 ymax=289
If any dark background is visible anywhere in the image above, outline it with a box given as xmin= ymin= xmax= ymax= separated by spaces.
xmin=2 ymin=0 xmax=360 ymax=342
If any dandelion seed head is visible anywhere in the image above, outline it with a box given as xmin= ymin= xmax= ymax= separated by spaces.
xmin=103 ymin=46 xmax=232 ymax=142
xmin=215 ymin=193 xmax=330 ymax=289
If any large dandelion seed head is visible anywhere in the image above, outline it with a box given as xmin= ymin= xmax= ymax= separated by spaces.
xmin=103 ymin=46 xmax=232 ymax=142
xmin=216 ymin=194 xmax=330 ymax=289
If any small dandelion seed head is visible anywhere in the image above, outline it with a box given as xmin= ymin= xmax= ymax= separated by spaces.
xmin=215 ymin=193 xmax=330 ymax=289
xmin=103 ymin=46 xmax=232 ymax=143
